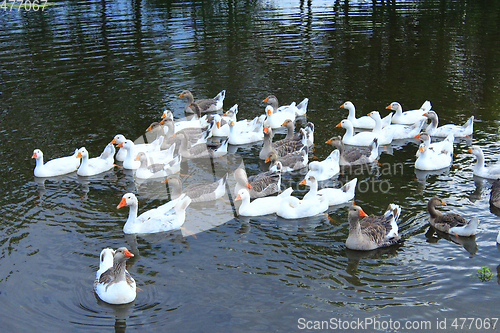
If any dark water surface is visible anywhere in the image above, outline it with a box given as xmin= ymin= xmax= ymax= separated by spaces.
xmin=1 ymin=0 xmax=500 ymax=332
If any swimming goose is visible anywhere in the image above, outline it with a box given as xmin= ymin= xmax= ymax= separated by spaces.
xmin=346 ymin=204 xmax=402 ymax=250
xmin=117 ymin=193 xmax=191 ymax=234
xmin=265 ymin=148 xmax=308 ymax=172
xmin=179 ymin=90 xmax=225 ymax=114
xmin=134 ymin=152 xmax=181 ymax=179
xmin=276 ymin=187 xmax=329 ymax=219
xmin=228 ymin=119 xmax=264 ymax=145
xmin=386 ymin=101 xmax=430 ymax=125
xmin=340 ymin=101 xmax=392 ymax=129
xmin=427 ymin=197 xmax=479 ymax=236
xmin=76 ymin=145 xmax=115 ymax=176
xmin=468 ymin=146 xmax=500 ymax=179
xmin=304 ymin=122 xmax=315 ymax=147
xmin=424 ymin=111 xmax=474 ymax=137
xmin=262 ymin=95 xmax=309 ymax=117
xmin=163 ymin=174 xmax=228 ymax=203
xmin=367 ymin=111 xmax=396 ymax=145
xmin=259 ymin=127 xmax=307 ymax=160
xmin=116 ymin=140 xmax=143 ymax=170
xmin=95 ymin=248 xmax=115 ymax=283
xmin=381 ymin=118 xmax=427 ymax=140
xmin=111 ymin=134 xmax=163 ymax=162
xmin=235 ymin=187 xmax=294 ymax=216
xmin=176 ymin=132 xmax=228 ymax=159
xmin=32 ymin=148 xmax=81 ymax=177
xmin=336 ymin=119 xmax=378 ymax=146
xmin=233 ymin=164 xmax=282 ymax=199
xmin=414 ymin=139 xmax=453 ymax=171
xmin=490 ymin=179 xmax=500 ymax=209
xmin=94 ymin=247 xmax=136 ymax=304
xmin=414 ymin=132 xmax=454 ymax=158
xmin=263 ymin=105 xmax=296 ymax=129
xmin=305 ymin=149 xmax=340 ymax=181
xmin=317 ymin=178 xmax=358 ymax=206
xmin=326 ymin=136 xmax=378 ymax=166
xmin=221 ymin=104 xmax=260 ymax=133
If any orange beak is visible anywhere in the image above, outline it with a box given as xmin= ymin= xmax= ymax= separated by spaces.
xmin=263 ymin=127 xmax=268 ymax=134
xmin=418 ymin=146 xmax=424 ymax=152
xmin=146 ymin=125 xmax=152 ymax=131
xmin=441 ymin=200 xmax=447 ymax=206
xmin=235 ymin=194 xmax=241 ymax=201
xmin=340 ymin=103 xmax=345 ymax=108
xmin=110 ymin=138 xmax=116 ymax=144
xmin=216 ymin=121 xmax=220 ymax=129
xmin=246 ymin=182 xmax=251 ymax=189
xmin=230 ymin=121 xmax=234 ymax=126
xmin=179 ymin=93 xmax=184 ymax=98
xmin=385 ymin=105 xmax=391 ymax=109
xmin=76 ymin=152 xmax=82 ymax=158
xmin=423 ymin=113 xmax=427 ymax=116
xmin=223 ymin=113 xmax=228 ymax=117
xmin=336 ymin=122 xmax=342 ymax=127
xmin=299 ymin=179 xmax=306 ymax=185
xmin=467 ymin=148 xmax=472 ymax=152
xmin=264 ymin=156 xmax=270 ymax=163
xmin=117 ymin=197 xmax=127 ymax=209
xmin=161 ymin=178 xmax=168 ymax=183
xmin=134 ymin=155 xmax=140 ymax=161
xmin=413 ymin=134 xmax=420 ymax=138
xmin=123 ymin=249 xmax=134 ymax=258
xmin=32 ymin=152 xmax=37 ymax=158
xmin=325 ymin=139 xmax=332 ymax=144
xmin=161 ymin=113 xmax=166 ymax=119
xmin=262 ymin=97 xmax=269 ymax=103
xmin=282 ymin=121 xmax=287 ymax=126
xmin=117 ymin=142 xmax=124 ymax=148
xmin=267 ymin=109 xmax=271 ymax=116
xmin=358 ymin=209 xmax=368 ymax=217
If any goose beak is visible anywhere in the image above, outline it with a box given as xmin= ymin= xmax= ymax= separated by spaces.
xmin=325 ymin=139 xmax=332 ymax=144
xmin=235 ymin=194 xmax=241 ymax=201
xmin=31 ymin=152 xmax=37 ymax=158
xmin=263 ymin=127 xmax=268 ymax=134
xmin=467 ymin=148 xmax=472 ymax=152
xmin=299 ymin=179 xmax=307 ymax=185
xmin=216 ymin=121 xmax=220 ymax=129
xmin=146 ymin=125 xmax=152 ymax=131
xmin=282 ymin=121 xmax=287 ymax=126
xmin=161 ymin=178 xmax=168 ymax=183
xmin=134 ymin=155 xmax=140 ymax=161
xmin=335 ymin=122 xmax=342 ymax=127
xmin=264 ymin=156 xmax=270 ymax=163
xmin=441 ymin=200 xmax=447 ymax=206
xmin=267 ymin=109 xmax=271 ymax=116
xmin=230 ymin=121 xmax=234 ymax=126
xmin=117 ymin=142 xmax=124 ymax=148
xmin=246 ymin=182 xmax=251 ymax=189
xmin=359 ymin=209 xmax=368 ymax=217
xmin=123 ymin=249 xmax=134 ymax=258
xmin=179 ymin=93 xmax=183 ymax=98
xmin=76 ymin=152 xmax=82 ymax=158
xmin=418 ymin=146 xmax=423 ymax=152
xmin=117 ymin=197 xmax=127 ymax=209
xmin=414 ymin=134 xmax=420 ymax=138
xmin=385 ymin=105 xmax=391 ymax=109
xmin=262 ymin=97 xmax=268 ymax=103
xmin=423 ymin=113 xmax=427 ymax=116
xmin=110 ymin=138 xmax=116 ymax=144
xmin=340 ymin=103 xmax=345 ymax=108
xmin=161 ymin=113 xmax=166 ymax=119
xmin=159 ymin=119 xmax=164 ymax=125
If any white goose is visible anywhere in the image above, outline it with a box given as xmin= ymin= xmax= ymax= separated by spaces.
xmin=116 ymin=140 xmax=141 ymax=170
xmin=76 ymin=145 xmax=115 ymax=176
xmin=469 ymin=146 xmax=500 ymax=179
xmin=340 ymin=101 xmax=392 ymax=129
xmin=235 ymin=187 xmax=294 ymax=217
xmin=228 ymin=119 xmax=264 ymax=145
xmin=32 ymin=148 xmax=81 ymax=177
xmin=424 ymin=111 xmax=474 ymax=137
xmin=386 ymin=101 xmax=430 ymax=125
xmin=414 ymin=132 xmax=454 ymax=157
xmin=95 ymin=248 xmax=115 ymax=282
xmin=336 ymin=119 xmax=378 ymax=146
xmin=317 ymin=178 xmax=358 ymax=206
xmin=94 ymin=247 xmax=136 ymax=305
xmin=111 ymin=134 xmax=163 ymax=162
xmin=117 ymin=193 xmax=191 ymax=234
xmin=367 ymin=111 xmax=396 ymax=145
xmin=263 ymin=105 xmax=296 ymax=129
xmin=414 ymin=139 xmax=453 ymax=171
xmin=134 ymin=152 xmax=181 ymax=179
xmin=276 ymin=186 xmax=329 ymax=219
xmin=262 ymin=95 xmax=309 ymax=116
xmin=305 ymin=150 xmax=340 ymax=181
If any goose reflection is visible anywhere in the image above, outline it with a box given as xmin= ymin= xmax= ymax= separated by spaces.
xmin=414 ymin=167 xmax=450 ymax=192
xmin=344 ymin=245 xmax=402 ymax=277
xmin=424 ymin=226 xmax=478 ymax=255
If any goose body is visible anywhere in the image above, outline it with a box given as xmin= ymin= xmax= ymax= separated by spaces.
xmin=164 ymin=174 xmax=228 ymax=203
xmin=276 ymin=190 xmax=329 ymax=219
xmin=76 ymin=145 xmax=115 ymax=176
xmin=134 ymin=152 xmax=181 ymax=179
xmin=111 ymin=134 xmax=163 ymax=162
xmin=469 ymin=146 xmax=500 ymax=179
xmin=414 ymin=132 xmax=454 ymax=158
xmin=346 ymin=204 xmax=402 ymax=250
xmin=384 ymin=118 xmax=426 ymax=140
xmin=424 ymin=111 xmax=474 ymax=137
xmin=179 ymin=90 xmax=225 ymax=114
xmin=32 ymin=149 xmax=81 ymax=177
xmin=414 ymin=140 xmax=453 ymax=171
xmin=94 ymin=247 xmax=136 ymax=304
xmin=176 ymin=132 xmax=229 ymax=159
xmin=341 ymin=101 xmax=392 ymax=129
xmin=317 ymin=178 xmax=358 ymax=206
xmin=235 ymin=187 xmax=294 ymax=216
xmin=262 ymin=95 xmax=309 ymax=117
xmin=386 ymin=101 xmax=430 ymax=125
xmin=326 ymin=136 xmax=378 ymax=166
xmin=305 ymin=149 xmax=340 ymax=181
xmin=490 ymin=179 xmax=500 ymax=209
xmin=427 ymin=197 xmax=479 ymax=236
xmin=234 ymin=164 xmax=282 ymax=199
xmin=336 ymin=119 xmax=378 ymax=146
xmin=266 ymin=148 xmax=308 ymax=172
xmin=367 ymin=111 xmax=396 ymax=145
xmin=263 ymin=105 xmax=296 ymax=129
xmin=117 ymin=193 xmax=191 ymax=234
xmin=228 ymin=119 xmax=264 ymax=145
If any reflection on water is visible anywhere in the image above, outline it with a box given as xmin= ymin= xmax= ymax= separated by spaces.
xmin=1 ymin=0 xmax=500 ymax=331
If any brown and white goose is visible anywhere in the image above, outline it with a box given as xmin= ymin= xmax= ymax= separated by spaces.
xmin=259 ymin=126 xmax=306 ymax=160
xmin=179 ymin=90 xmax=225 ymax=114
xmin=265 ymin=148 xmax=308 ymax=173
xmin=163 ymin=174 xmax=228 ymax=203
xmin=94 ymin=247 xmax=136 ymax=305
xmin=427 ymin=197 xmax=479 ymax=236
xmin=346 ymin=204 xmax=402 ymax=251
xmin=233 ymin=164 xmax=282 ymax=199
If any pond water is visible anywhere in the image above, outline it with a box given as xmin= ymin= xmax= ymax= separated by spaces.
xmin=1 ymin=0 xmax=500 ymax=332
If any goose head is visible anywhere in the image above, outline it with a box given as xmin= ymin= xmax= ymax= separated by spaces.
xmin=117 ymin=193 xmax=139 ymax=209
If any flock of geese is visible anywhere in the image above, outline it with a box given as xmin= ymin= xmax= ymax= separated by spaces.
xmin=31 ymin=89 xmax=500 ymax=305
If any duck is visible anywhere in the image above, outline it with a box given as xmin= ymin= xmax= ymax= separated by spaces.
xmin=276 ymin=189 xmax=329 ymax=219
xmin=414 ymin=132 xmax=454 ymax=158
xmin=176 ymin=132 xmax=228 ymax=159
xmin=427 ymin=197 xmax=479 ymax=236
xmin=76 ymin=145 xmax=115 ymax=176
xmin=345 ymin=204 xmax=402 ymax=250
xmin=134 ymin=152 xmax=181 ymax=179
xmin=468 ymin=146 xmax=500 ymax=179
xmin=424 ymin=111 xmax=474 ymax=137
xmin=386 ymin=101 xmax=430 ymax=125
xmin=262 ymin=95 xmax=309 ymax=116
xmin=317 ymin=178 xmax=358 ymax=206
xmin=265 ymin=148 xmax=308 ymax=172
xmin=414 ymin=139 xmax=453 ymax=171
xmin=366 ymin=111 xmax=396 ymax=145
xmin=228 ymin=119 xmax=264 ymax=145
xmin=233 ymin=164 xmax=282 ymax=199
xmin=340 ymin=101 xmax=392 ymax=129
xmin=305 ymin=149 xmax=340 ymax=181
xmin=326 ymin=136 xmax=378 ymax=166
xmin=490 ymin=179 xmax=500 ymax=209
xmin=259 ymin=126 xmax=307 ymax=160
xmin=117 ymin=193 xmax=191 ymax=234
xmin=336 ymin=119 xmax=378 ymax=146
xmin=263 ymin=105 xmax=296 ymax=129
xmin=163 ymin=174 xmax=228 ymax=203
xmin=94 ymin=247 xmax=136 ymax=304
xmin=179 ymin=90 xmax=225 ymax=114
xmin=32 ymin=148 xmax=81 ymax=177
xmin=235 ymin=187 xmax=294 ymax=217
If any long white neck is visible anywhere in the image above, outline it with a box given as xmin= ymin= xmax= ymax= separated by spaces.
xmin=347 ymin=105 xmax=356 ymax=121
xmin=473 ymin=151 xmax=486 ymax=173
xmin=342 ymin=123 xmax=354 ymax=139
xmin=394 ymin=104 xmax=403 ymax=117
xmin=35 ymin=156 xmax=45 ymax=168
xmin=303 ymin=179 xmax=318 ymax=201
xmin=371 ymin=114 xmax=383 ymax=133
xmin=426 ymin=116 xmax=438 ymax=132
xmin=123 ymin=203 xmax=139 ymax=233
